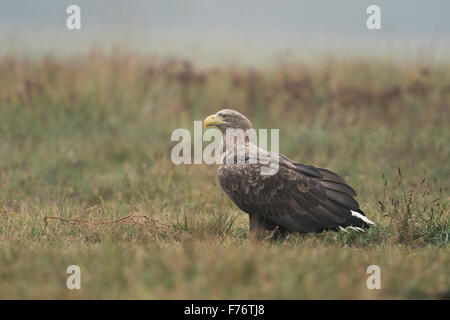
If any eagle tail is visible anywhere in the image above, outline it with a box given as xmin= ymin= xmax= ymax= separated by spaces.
xmin=340 ymin=209 xmax=376 ymax=231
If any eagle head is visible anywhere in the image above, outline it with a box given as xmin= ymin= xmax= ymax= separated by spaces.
xmin=203 ymin=109 xmax=252 ymax=132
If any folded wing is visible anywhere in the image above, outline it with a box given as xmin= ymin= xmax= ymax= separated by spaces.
xmin=218 ymin=156 xmax=373 ymax=233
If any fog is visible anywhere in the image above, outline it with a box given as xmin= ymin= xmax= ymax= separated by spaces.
xmin=1 ymin=0 xmax=449 ymax=64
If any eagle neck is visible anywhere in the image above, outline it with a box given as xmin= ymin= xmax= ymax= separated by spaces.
xmin=220 ymin=128 xmax=251 ymax=164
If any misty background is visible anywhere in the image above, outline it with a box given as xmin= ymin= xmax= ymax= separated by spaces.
xmin=1 ymin=0 xmax=449 ymax=65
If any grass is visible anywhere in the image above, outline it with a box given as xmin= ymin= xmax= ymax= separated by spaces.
xmin=0 ymin=51 xmax=448 ymax=299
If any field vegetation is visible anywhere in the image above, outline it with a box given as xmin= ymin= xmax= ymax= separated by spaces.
xmin=0 ymin=51 xmax=448 ymax=299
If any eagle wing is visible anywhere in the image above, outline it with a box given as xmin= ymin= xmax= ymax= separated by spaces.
xmin=217 ymin=156 xmax=372 ymax=233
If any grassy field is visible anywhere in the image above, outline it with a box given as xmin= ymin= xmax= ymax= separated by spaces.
xmin=0 ymin=51 xmax=448 ymax=299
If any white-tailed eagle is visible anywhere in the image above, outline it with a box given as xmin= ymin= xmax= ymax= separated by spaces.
xmin=204 ymin=109 xmax=375 ymax=238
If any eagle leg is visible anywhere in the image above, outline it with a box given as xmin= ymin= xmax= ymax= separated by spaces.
xmin=248 ymin=213 xmax=290 ymax=240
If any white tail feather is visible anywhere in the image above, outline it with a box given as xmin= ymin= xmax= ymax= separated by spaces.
xmin=339 ymin=226 xmax=349 ymax=233
xmin=348 ymin=226 xmax=366 ymax=233
xmin=351 ymin=210 xmax=375 ymax=225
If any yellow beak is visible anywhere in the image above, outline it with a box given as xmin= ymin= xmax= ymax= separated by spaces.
xmin=204 ymin=114 xmax=226 ymax=128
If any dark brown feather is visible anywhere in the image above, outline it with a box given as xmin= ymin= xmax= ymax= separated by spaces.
xmin=217 ymin=153 xmax=370 ymax=234
xmin=320 ymin=180 xmax=357 ymax=197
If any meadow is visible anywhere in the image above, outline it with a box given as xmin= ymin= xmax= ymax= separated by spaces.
xmin=0 ymin=51 xmax=448 ymax=299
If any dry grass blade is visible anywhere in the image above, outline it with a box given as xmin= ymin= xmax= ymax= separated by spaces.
xmin=44 ymin=214 xmax=149 ymax=226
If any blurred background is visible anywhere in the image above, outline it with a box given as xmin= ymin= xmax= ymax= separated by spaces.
xmin=1 ymin=0 xmax=450 ymax=65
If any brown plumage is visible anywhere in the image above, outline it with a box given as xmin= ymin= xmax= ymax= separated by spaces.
xmin=204 ymin=109 xmax=375 ymax=238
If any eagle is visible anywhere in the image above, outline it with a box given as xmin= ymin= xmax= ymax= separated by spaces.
xmin=203 ymin=109 xmax=375 ymax=238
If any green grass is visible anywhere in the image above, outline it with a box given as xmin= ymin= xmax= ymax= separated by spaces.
xmin=0 ymin=52 xmax=448 ymax=299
